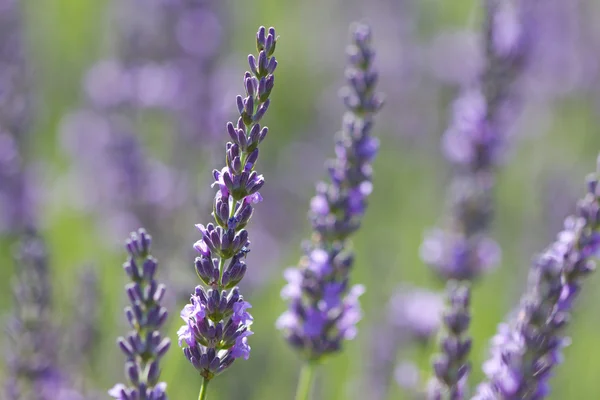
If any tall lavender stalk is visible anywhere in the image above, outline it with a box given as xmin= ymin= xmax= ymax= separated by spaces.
xmin=276 ymin=23 xmax=383 ymax=400
xmin=5 ymin=230 xmax=81 ymax=400
xmin=473 ymin=156 xmax=600 ymax=399
xmin=0 ymin=0 xmax=34 ymax=235
xmin=421 ymin=1 xmax=532 ymax=398
xmin=176 ymin=26 xmax=278 ymax=400
xmin=109 ymin=229 xmax=171 ymax=400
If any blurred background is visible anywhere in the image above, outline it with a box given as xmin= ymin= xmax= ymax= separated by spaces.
xmin=2 ymin=0 xmax=600 ymax=399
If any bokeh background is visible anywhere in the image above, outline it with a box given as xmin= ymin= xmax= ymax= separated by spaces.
xmin=3 ymin=0 xmax=600 ymax=399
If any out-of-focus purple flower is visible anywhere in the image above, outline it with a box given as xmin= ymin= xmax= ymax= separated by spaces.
xmin=424 ymin=0 xmax=533 ymax=282
xmin=0 ymin=132 xmax=35 ymax=234
xmin=109 ymin=229 xmax=170 ymax=400
xmin=424 ymin=1 xmax=534 ymax=397
xmin=388 ymin=286 xmax=445 ymax=341
xmin=0 ymin=0 xmax=30 ymax=136
xmin=59 ymin=104 xmax=189 ymax=244
xmin=59 ymin=0 xmax=228 ymax=245
xmin=428 ymin=30 xmax=484 ymax=86
xmin=0 ymin=0 xmax=35 ymax=235
xmin=5 ymin=230 xmax=81 ymax=399
xmin=395 ymin=361 xmax=423 ymax=393
xmin=421 ymin=227 xmax=501 ymax=281
xmin=366 ymin=285 xmax=443 ymax=400
xmin=177 ymin=26 xmax=278 ymax=383
xmin=474 ymin=158 xmax=600 ymax=399
xmin=277 ymin=23 xmax=383 ymax=361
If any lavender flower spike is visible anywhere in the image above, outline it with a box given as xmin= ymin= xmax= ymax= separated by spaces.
xmin=109 ymin=229 xmax=171 ymax=400
xmin=424 ymin=1 xmax=532 ymax=398
xmin=428 ymin=283 xmax=472 ymax=400
xmin=177 ymin=26 xmax=278 ymax=397
xmin=474 ymin=156 xmax=600 ymax=400
xmin=276 ymin=23 xmax=383 ymax=362
xmin=0 ymin=0 xmax=35 ymax=235
xmin=5 ymin=230 xmax=81 ymax=399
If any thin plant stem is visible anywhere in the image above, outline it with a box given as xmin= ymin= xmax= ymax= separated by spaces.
xmin=295 ymin=362 xmax=317 ymax=400
xmin=198 ymin=377 xmax=210 ymax=400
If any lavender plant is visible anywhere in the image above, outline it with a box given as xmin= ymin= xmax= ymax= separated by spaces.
xmin=421 ymin=1 xmax=532 ymax=398
xmin=0 ymin=0 xmax=34 ymax=235
xmin=60 ymin=0 xmax=228 ymax=244
xmin=109 ymin=229 xmax=171 ymax=400
xmin=276 ymin=23 xmax=383 ymax=400
xmin=5 ymin=230 xmax=81 ymax=400
xmin=176 ymin=26 xmax=278 ymax=400
xmin=473 ymin=156 xmax=600 ymax=399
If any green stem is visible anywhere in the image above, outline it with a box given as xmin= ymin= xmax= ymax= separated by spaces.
xmin=295 ymin=362 xmax=317 ymax=400
xmin=198 ymin=377 xmax=210 ymax=400
xmin=218 ymin=257 xmax=226 ymax=286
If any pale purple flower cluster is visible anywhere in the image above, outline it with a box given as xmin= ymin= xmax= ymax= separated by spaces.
xmin=474 ymin=158 xmax=600 ymax=399
xmin=0 ymin=0 xmax=34 ymax=235
xmin=423 ymin=0 xmax=532 ymax=281
xmin=60 ymin=0 xmax=226 ymax=241
xmin=277 ymin=23 xmax=383 ymax=361
xmin=158 ymin=0 xmax=225 ymax=144
xmin=177 ymin=26 xmax=278 ymax=381
xmin=109 ymin=229 xmax=171 ymax=400
xmin=424 ymin=1 xmax=533 ymax=398
xmin=60 ymin=108 xmax=186 ymax=241
xmin=388 ymin=286 xmax=445 ymax=342
xmin=0 ymin=133 xmax=34 ymax=234
xmin=5 ymin=231 xmax=80 ymax=400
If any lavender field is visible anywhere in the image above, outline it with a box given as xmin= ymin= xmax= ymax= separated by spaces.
xmin=2 ymin=0 xmax=600 ymax=399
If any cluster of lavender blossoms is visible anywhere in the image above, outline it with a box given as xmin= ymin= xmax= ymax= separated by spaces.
xmin=474 ymin=157 xmax=600 ymax=399
xmin=109 ymin=229 xmax=171 ymax=400
xmin=0 ymin=0 xmax=34 ymax=235
xmin=423 ymin=0 xmax=533 ymax=398
xmin=276 ymin=23 xmax=383 ymax=361
xmin=5 ymin=231 xmax=82 ymax=400
xmin=176 ymin=26 xmax=278 ymax=386
xmin=60 ymin=0 xmax=227 ymax=243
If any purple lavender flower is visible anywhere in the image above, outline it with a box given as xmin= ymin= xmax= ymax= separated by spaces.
xmin=367 ymin=286 xmax=444 ymax=400
xmin=423 ymin=1 xmax=534 ymax=398
xmin=176 ymin=26 xmax=278 ymax=393
xmin=473 ymin=157 xmax=600 ymax=399
xmin=109 ymin=229 xmax=171 ymax=400
xmin=0 ymin=133 xmax=34 ymax=234
xmin=59 ymin=0 xmax=227 ymax=244
xmin=276 ymin=23 xmax=383 ymax=363
xmin=0 ymin=0 xmax=35 ymax=235
xmin=4 ymin=230 xmax=80 ymax=399
xmin=388 ymin=286 xmax=445 ymax=342
xmin=428 ymin=283 xmax=472 ymax=400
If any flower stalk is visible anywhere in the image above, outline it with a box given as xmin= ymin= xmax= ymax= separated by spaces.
xmin=176 ymin=26 xmax=279 ymax=397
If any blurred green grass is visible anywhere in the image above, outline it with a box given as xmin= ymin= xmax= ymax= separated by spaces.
xmin=3 ymin=0 xmax=600 ymax=399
